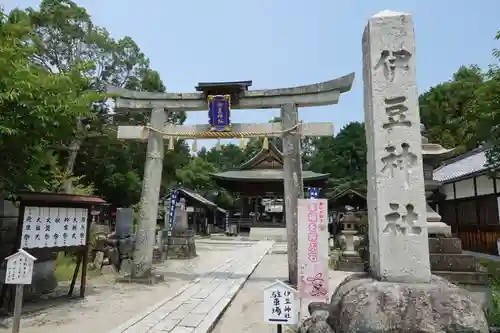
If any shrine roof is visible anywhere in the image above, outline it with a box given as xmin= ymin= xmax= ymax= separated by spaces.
xmin=211 ymin=169 xmax=328 ymax=182
xmin=329 ymin=188 xmax=366 ymax=202
xmin=163 ymin=188 xmax=227 ymax=214
xmin=238 ymin=143 xmax=283 ymax=170
xmin=17 ymin=192 xmax=106 ymax=205
xmin=211 ymin=142 xmax=328 ymax=181
xmin=433 ymin=145 xmax=489 ymax=183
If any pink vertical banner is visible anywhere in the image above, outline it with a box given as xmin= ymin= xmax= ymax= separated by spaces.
xmin=297 ymin=199 xmax=329 ymax=301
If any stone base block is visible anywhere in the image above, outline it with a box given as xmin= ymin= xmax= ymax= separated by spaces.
xmin=166 ymin=235 xmax=197 ymax=259
xmin=328 ymin=273 xmax=488 ymax=333
xmin=433 ymin=270 xmax=490 ymax=285
xmin=116 ymin=272 xmax=165 ymax=285
xmin=338 ymin=252 xmax=365 ymax=272
xmin=427 ymin=221 xmax=452 ymax=237
xmin=428 ymin=237 xmax=489 ymax=285
xmin=152 ymin=246 xmax=164 ymax=264
xmin=429 ymin=237 xmax=462 ymax=254
xmin=430 ymin=253 xmax=485 ymax=272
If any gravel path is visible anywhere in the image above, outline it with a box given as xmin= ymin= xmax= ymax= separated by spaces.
xmin=0 ymin=240 xmax=252 ymax=333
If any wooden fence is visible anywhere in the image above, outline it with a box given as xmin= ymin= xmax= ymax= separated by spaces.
xmin=440 ymin=194 xmax=500 ymax=254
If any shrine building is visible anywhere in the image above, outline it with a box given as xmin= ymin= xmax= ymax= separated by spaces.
xmin=210 ymin=143 xmax=328 ymax=233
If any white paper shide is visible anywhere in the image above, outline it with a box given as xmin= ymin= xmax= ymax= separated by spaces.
xmin=263 ymin=280 xmax=298 ymax=325
xmin=5 ymin=249 xmax=37 ymax=285
xmin=20 ymin=206 xmax=89 ymax=249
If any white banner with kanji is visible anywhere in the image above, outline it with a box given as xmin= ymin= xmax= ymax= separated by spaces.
xmin=297 ymin=198 xmax=329 ymax=301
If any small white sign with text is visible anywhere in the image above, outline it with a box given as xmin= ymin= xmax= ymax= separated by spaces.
xmin=4 ymin=249 xmax=37 ymax=285
xmin=263 ymin=280 xmax=298 ymax=325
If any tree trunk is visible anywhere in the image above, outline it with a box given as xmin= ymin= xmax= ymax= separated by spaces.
xmin=62 ymin=120 xmax=83 ymax=194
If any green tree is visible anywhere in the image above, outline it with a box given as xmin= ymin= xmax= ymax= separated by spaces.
xmin=200 ymin=143 xmax=248 ymax=171
xmin=475 ymin=31 xmax=500 ymax=173
xmin=419 ymin=65 xmax=485 ymax=154
xmin=23 ymin=0 xmax=187 ymax=198
xmin=176 ymin=157 xmax=217 ymax=193
xmin=13 ymin=0 xmax=190 ymax=204
xmin=0 ymin=8 xmax=101 ymax=196
xmin=309 ymin=122 xmax=367 ymax=196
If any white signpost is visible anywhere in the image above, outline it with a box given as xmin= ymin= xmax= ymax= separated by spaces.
xmin=264 ymin=280 xmax=298 ymax=333
xmin=297 ymin=199 xmax=329 ymax=302
xmin=4 ymin=249 xmax=37 ymax=333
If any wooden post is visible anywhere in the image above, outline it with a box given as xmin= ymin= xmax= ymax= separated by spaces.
xmin=12 ymin=285 xmax=23 ymax=333
xmin=281 ymin=103 xmax=303 ymax=287
xmin=132 ymin=108 xmax=167 ymax=279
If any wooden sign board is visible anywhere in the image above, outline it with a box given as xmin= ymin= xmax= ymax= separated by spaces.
xmin=20 ymin=206 xmax=88 ymax=249
xmin=297 ymin=199 xmax=329 ymax=301
xmin=4 ymin=249 xmax=37 ymax=285
xmin=263 ymin=280 xmax=298 ymax=325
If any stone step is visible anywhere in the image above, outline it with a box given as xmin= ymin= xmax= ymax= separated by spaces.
xmin=430 ymin=253 xmax=483 ymax=272
xmin=428 ymin=237 xmax=462 ymax=254
xmin=433 ymin=270 xmax=489 ymax=285
xmin=338 ymin=260 xmax=365 ymax=272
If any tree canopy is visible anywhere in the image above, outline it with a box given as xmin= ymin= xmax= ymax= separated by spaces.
xmin=3 ymin=0 xmax=500 ymax=208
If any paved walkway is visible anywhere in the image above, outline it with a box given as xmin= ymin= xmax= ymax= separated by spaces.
xmin=110 ymin=240 xmax=273 ymax=333
xmin=0 ymin=240 xmax=272 ymax=333
xmin=212 ymin=242 xmax=354 ymax=333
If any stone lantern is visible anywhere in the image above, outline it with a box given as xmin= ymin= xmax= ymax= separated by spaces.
xmin=338 ymin=211 xmax=364 ymax=272
xmin=421 ymin=124 xmax=454 ymax=237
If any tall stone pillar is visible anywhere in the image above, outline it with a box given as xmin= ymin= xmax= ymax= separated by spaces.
xmin=131 ymin=108 xmax=166 ymax=279
xmin=322 ymin=11 xmax=487 ymax=333
xmin=363 ymin=10 xmax=430 ymax=283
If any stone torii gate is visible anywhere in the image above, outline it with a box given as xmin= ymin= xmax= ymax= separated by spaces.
xmin=108 ymin=74 xmax=354 ymax=285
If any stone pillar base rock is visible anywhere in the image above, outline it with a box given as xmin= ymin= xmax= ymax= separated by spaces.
xmin=326 ymin=273 xmax=488 ymax=333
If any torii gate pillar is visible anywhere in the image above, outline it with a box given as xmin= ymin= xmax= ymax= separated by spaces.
xmin=131 ymin=108 xmax=166 ymax=279
xmin=281 ymin=103 xmax=303 ymax=286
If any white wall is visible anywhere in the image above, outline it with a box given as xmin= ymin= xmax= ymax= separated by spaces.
xmin=441 ymin=175 xmax=496 ymax=200
xmin=441 ymin=183 xmax=455 ymax=200
xmin=454 ymin=178 xmax=475 ymax=199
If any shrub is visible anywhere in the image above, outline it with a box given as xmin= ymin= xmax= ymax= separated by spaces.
xmin=482 ymin=260 xmax=500 ymax=327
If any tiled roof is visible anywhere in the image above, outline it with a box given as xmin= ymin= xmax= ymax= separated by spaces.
xmin=433 ymin=148 xmax=489 ymax=183
xmin=180 ymin=188 xmax=227 ymax=214
xmin=163 ymin=188 xmax=227 ymax=214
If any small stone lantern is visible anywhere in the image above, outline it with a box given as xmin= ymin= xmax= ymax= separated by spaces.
xmin=338 ymin=212 xmax=364 ymax=272
xmin=340 ymin=212 xmax=358 ymax=255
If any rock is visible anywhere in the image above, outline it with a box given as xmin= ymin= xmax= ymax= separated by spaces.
xmin=298 ymin=302 xmax=334 ymax=333
xmin=308 ymin=302 xmax=330 ymax=319
xmin=298 ymin=318 xmax=335 ymax=333
xmin=328 ymin=273 xmax=489 ymax=333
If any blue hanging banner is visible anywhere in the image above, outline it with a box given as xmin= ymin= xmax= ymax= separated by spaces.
xmin=168 ymin=189 xmax=178 ymax=236
xmin=307 ymin=187 xmax=321 ymax=199
xmin=208 ymin=94 xmax=231 ymax=132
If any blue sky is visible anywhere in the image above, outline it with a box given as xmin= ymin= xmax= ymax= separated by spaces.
xmin=6 ymin=0 xmax=500 ymax=148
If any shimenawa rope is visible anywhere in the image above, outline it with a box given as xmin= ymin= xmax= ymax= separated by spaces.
xmin=143 ymin=122 xmax=303 ymax=151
